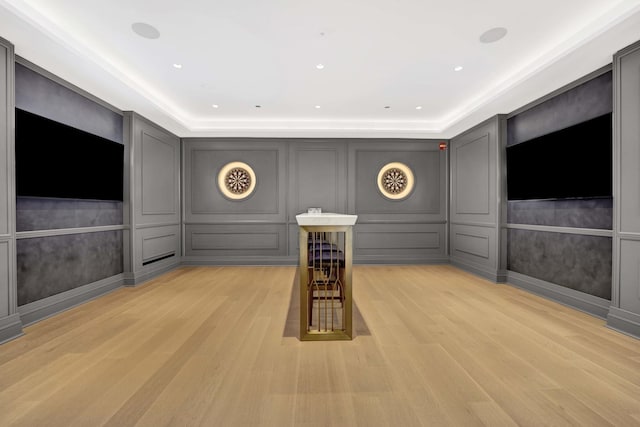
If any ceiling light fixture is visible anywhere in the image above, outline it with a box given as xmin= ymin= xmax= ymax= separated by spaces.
xmin=384 ymin=106 xmax=391 ymax=109
xmin=131 ymin=22 xmax=160 ymax=39
xmin=255 ymin=105 xmax=262 ymax=108
xmin=454 ymin=65 xmax=463 ymax=71
xmin=212 ymin=104 xmax=219 ymax=108
xmin=316 ymin=64 xmax=325 ymax=69
xmin=173 ymin=63 xmax=182 ymax=69
xmin=315 ymin=105 xmax=321 ymax=109
xmin=415 ymin=106 xmax=423 ymax=110
xmin=479 ymin=27 xmax=507 ymax=44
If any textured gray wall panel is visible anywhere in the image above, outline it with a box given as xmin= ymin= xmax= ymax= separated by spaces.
xmin=507 ymin=229 xmax=611 ymax=300
xmin=507 ymin=71 xmax=612 ymax=146
xmin=507 ymin=199 xmax=612 ymax=229
xmin=16 ymin=197 xmax=123 ymax=232
xmin=15 ymin=63 xmax=123 ymax=143
xmin=17 ymin=231 xmax=123 ymax=305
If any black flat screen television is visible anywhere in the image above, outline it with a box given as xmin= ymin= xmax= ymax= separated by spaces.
xmin=15 ymin=108 xmax=124 ymax=201
xmin=506 ymin=113 xmax=612 ymax=201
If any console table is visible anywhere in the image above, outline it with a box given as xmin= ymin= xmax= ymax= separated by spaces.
xmin=296 ymin=213 xmax=358 ymax=341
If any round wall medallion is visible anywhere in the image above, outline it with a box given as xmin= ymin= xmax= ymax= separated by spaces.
xmin=377 ymin=162 xmax=414 ymax=200
xmin=217 ymin=161 xmax=257 ymax=200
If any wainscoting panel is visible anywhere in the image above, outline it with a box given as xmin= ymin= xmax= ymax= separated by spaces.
xmin=140 ymin=131 xmax=179 ymax=216
xmin=348 ymin=141 xmax=445 ymax=223
xmin=449 ymin=116 xmax=506 ymax=281
xmin=619 ymin=239 xmax=640 ymax=314
xmin=134 ymin=118 xmax=180 ymax=226
xmin=0 ymin=241 xmax=9 ymax=317
xmin=142 ymin=230 xmax=178 ymax=264
xmin=185 ymin=224 xmax=287 ymax=257
xmin=288 ymin=141 xmax=347 ymax=220
xmin=183 ymin=139 xmax=287 ymax=224
xmin=454 ymin=134 xmax=490 ymax=215
xmin=354 ymin=223 xmax=447 ymax=263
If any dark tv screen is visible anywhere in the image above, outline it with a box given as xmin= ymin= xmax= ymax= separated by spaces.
xmin=506 ymin=114 xmax=612 ymax=201
xmin=15 ymin=108 xmax=124 ymax=201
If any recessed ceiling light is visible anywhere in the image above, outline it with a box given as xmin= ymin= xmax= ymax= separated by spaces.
xmin=415 ymin=106 xmax=423 ymax=110
xmin=479 ymin=27 xmax=507 ymax=44
xmin=173 ymin=63 xmax=182 ymax=69
xmin=212 ymin=104 xmax=219 ymax=108
xmin=131 ymin=22 xmax=160 ymax=39
xmin=315 ymin=105 xmax=321 ymax=109
xmin=454 ymin=65 xmax=463 ymax=72
xmin=316 ymin=64 xmax=325 ymax=70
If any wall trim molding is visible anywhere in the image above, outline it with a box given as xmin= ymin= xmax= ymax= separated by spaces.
xmin=449 ymin=221 xmax=497 ymax=229
xmin=507 ymin=270 xmax=611 ymax=319
xmin=506 ymin=223 xmax=613 ymax=237
xmin=16 ymin=224 xmax=127 ymax=239
xmin=0 ymin=313 xmax=23 ymax=344
xmin=607 ymin=307 xmax=640 ymax=339
xmin=355 ymin=256 xmax=449 ymax=265
xmin=125 ymin=259 xmax=181 ymax=286
xmin=451 ymin=257 xmax=506 ymax=283
xmin=181 ymin=256 xmax=297 ymax=266
xmin=18 ymin=274 xmax=124 ymax=326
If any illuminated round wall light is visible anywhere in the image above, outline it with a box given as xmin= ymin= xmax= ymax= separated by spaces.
xmin=377 ymin=162 xmax=415 ymax=200
xmin=217 ymin=161 xmax=257 ymax=200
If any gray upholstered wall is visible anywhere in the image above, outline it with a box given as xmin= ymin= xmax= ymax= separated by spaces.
xmin=14 ymin=61 xmax=126 ymax=316
xmin=608 ymin=40 xmax=640 ymax=337
xmin=16 ymin=197 xmax=123 ymax=231
xmin=17 ymin=231 xmax=123 ymax=305
xmin=15 ymin=62 xmax=122 ymax=143
xmin=182 ymin=138 xmax=447 ymax=265
xmin=506 ymin=69 xmax=613 ymax=302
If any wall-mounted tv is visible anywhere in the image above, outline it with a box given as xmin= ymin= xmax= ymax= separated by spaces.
xmin=15 ymin=108 xmax=124 ymax=201
xmin=506 ymin=113 xmax=612 ymax=201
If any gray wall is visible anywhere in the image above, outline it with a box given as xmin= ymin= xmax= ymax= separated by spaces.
xmin=13 ymin=59 xmax=126 ymax=325
xmin=15 ymin=62 xmax=122 ymax=143
xmin=0 ymin=37 xmax=22 ymax=342
xmin=505 ymin=69 xmax=613 ymax=306
xmin=608 ymin=40 xmax=640 ymax=337
xmin=182 ymin=138 xmax=448 ymax=265
xmin=125 ymin=112 xmax=181 ymax=283
xmin=449 ymin=116 xmax=507 ymax=281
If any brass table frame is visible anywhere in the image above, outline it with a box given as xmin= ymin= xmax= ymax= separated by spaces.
xmin=299 ymin=225 xmax=353 ymax=341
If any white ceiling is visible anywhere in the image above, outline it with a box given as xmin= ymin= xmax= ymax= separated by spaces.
xmin=1 ymin=0 xmax=640 ymax=139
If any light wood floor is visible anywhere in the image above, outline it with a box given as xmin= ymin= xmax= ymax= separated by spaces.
xmin=1 ymin=265 xmax=640 ymax=426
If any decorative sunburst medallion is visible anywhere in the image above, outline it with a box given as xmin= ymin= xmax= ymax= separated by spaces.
xmin=217 ymin=161 xmax=256 ymax=200
xmin=377 ymin=162 xmax=414 ymax=200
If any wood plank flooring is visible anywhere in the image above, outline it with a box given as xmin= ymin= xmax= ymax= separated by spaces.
xmin=1 ymin=265 xmax=639 ymax=426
